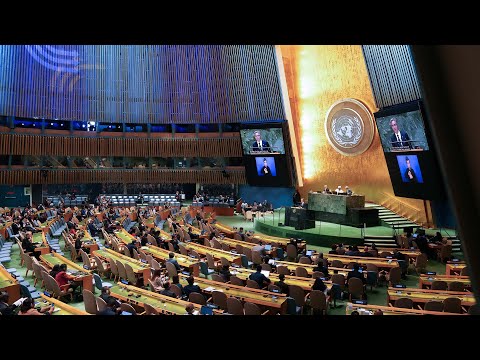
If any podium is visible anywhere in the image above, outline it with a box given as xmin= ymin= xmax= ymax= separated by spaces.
xmin=306 ymin=192 xmax=378 ymax=227
xmin=285 ymin=207 xmax=315 ymax=230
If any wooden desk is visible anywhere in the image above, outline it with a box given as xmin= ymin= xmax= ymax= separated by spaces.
xmin=358 ymin=248 xmax=422 ymax=260
xmin=80 ymin=231 xmax=99 ymax=252
xmin=178 ymin=274 xmax=287 ymax=314
xmin=32 ymin=232 xmax=51 ymax=255
xmin=93 ymin=248 xmax=151 ymax=286
xmin=217 ymin=237 xmax=257 ymax=250
xmin=345 ymin=302 xmax=466 ymax=315
xmin=183 ymin=242 xmax=242 ymax=265
xmin=229 ymin=266 xmax=316 ymax=291
xmin=39 ymin=293 xmax=89 ymax=315
xmin=214 ymin=222 xmax=236 ymax=237
xmin=446 ymin=262 xmax=467 ymax=275
xmin=114 ymin=228 xmax=136 ymax=246
xmin=40 ymin=252 xmax=93 ymax=292
xmin=252 ymin=234 xmax=306 ymax=249
xmin=0 ymin=265 xmax=20 ymax=304
xmin=324 ymin=253 xmax=400 ymax=270
xmin=387 ymin=287 xmax=476 ymax=308
xmin=419 ymin=274 xmax=471 ymax=289
xmin=273 ymin=260 xmax=317 ymax=275
xmin=109 ymin=283 xmax=223 ymax=315
xmin=140 ymin=245 xmax=200 ymax=277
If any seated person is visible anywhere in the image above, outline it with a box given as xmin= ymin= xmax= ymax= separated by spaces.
xmin=0 ymin=291 xmax=26 ymax=315
xmin=219 ymin=265 xmax=232 ymax=282
xmin=167 ymin=252 xmax=181 ymax=271
xmin=74 ymin=232 xmax=89 ymax=256
xmin=55 ymin=263 xmax=82 ymax=294
xmin=18 ymin=298 xmax=54 ymax=315
xmin=312 ymin=277 xmax=328 ymax=296
xmin=248 ymin=265 xmax=271 ymax=288
xmin=346 ymin=263 xmax=365 ymax=284
xmin=274 ymin=274 xmax=289 ymax=296
xmin=185 ymin=303 xmax=196 ymax=315
xmin=322 ymin=185 xmax=331 ymax=194
xmin=21 ymin=232 xmax=40 ymax=259
xmin=171 ymin=275 xmax=183 ymax=295
xmin=160 ymin=282 xmax=177 ymax=298
xmin=252 ymin=241 xmax=266 ymax=257
xmin=345 ymin=186 xmax=353 ymax=195
xmin=313 ymin=259 xmax=329 ymax=278
xmin=183 ymin=276 xmax=202 ymax=299
xmin=126 ymin=240 xmax=138 ymax=258
xmin=98 ymin=297 xmax=120 ymax=315
xmin=49 ymin=264 xmax=61 ymax=279
xmin=328 ymin=244 xmax=338 ymax=255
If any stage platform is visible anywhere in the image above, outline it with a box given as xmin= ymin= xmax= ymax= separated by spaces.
xmin=214 ymin=208 xmax=457 ymax=249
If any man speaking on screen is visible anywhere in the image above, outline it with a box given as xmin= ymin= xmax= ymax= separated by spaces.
xmin=251 ymin=130 xmax=272 ymax=153
xmin=390 ymin=118 xmax=412 ymax=150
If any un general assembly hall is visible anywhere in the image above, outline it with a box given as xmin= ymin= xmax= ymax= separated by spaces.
xmin=0 ymin=45 xmax=478 ymax=317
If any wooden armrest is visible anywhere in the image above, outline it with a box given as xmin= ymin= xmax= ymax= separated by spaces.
xmin=388 ymin=303 xmax=394 ymax=307
xmin=138 ymin=311 xmax=146 ymax=315
xmin=261 ymin=310 xmax=269 ymax=315
xmin=417 ymin=305 xmax=423 ymax=310
xmin=304 ymin=293 xmax=310 ymax=302
xmin=461 ymin=306 xmax=468 ymax=313
xmin=207 ymin=297 xmax=212 ymax=303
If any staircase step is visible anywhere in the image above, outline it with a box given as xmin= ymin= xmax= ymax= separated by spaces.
xmin=379 ymin=215 xmax=404 ymax=219
xmin=364 ymin=235 xmax=396 ymax=240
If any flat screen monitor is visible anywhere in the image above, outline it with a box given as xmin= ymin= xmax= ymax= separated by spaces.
xmin=240 ymin=127 xmax=285 ymax=155
xmin=374 ymin=100 xmax=445 ymax=200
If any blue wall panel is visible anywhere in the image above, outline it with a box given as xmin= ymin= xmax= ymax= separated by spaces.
xmin=238 ymin=185 xmax=294 ymax=209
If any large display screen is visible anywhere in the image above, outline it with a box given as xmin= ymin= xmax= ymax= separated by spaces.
xmin=239 ymin=128 xmax=285 ymax=155
xmin=244 ymin=155 xmax=290 ymax=187
xmin=374 ymin=100 xmax=445 ymax=200
xmin=376 ymin=109 xmax=430 ymax=152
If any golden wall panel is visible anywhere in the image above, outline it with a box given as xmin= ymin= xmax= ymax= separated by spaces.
xmin=280 ymin=45 xmax=427 ymax=224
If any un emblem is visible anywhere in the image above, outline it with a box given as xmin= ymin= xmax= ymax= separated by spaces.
xmin=325 ymin=98 xmax=374 ymax=156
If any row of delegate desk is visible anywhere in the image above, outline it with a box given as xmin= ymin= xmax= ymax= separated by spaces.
xmin=387 ymin=287 xmax=476 ymax=308
xmin=346 ymin=302 xmax=466 ymax=315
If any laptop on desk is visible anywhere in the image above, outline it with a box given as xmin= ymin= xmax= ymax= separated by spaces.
xmin=264 ymin=244 xmax=272 ymax=251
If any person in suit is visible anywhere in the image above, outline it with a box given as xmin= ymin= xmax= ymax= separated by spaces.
xmin=274 ymin=274 xmax=290 ymax=295
xmin=293 ymin=189 xmax=301 ymax=205
xmin=347 ymin=263 xmax=366 ymax=284
xmin=251 ymin=131 xmax=271 ymax=152
xmin=345 ymin=186 xmax=353 ymax=195
xmin=87 ymin=219 xmax=98 ymax=237
xmin=404 ymin=157 xmax=418 ymax=183
xmin=259 ymin=158 xmax=272 ymax=176
xmin=98 ymin=297 xmax=120 ymax=315
xmin=390 ymin=118 xmax=412 ymax=149
xmin=299 ymin=198 xmax=307 ymax=209
xmin=167 ymin=252 xmax=181 ymax=271
xmin=160 ymin=282 xmax=177 ymax=298
xmin=249 ymin=265 xmax=271 ymax=288
xmin=322 ymin=185 xmax=331 ymax=194
xmin=126 ymin=240 xmax=138 ymax=258
xmin=183 ymin=276 xmax=202 ymax=298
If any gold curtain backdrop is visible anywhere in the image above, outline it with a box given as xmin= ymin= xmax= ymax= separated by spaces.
xmin=280 ymin=45 xmax=427 ymax=225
